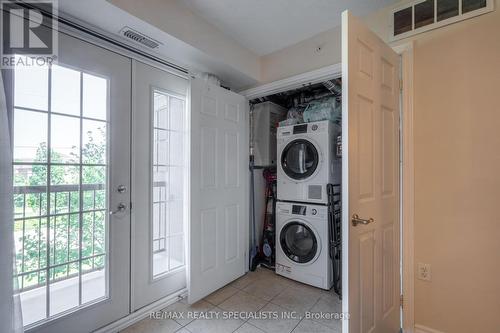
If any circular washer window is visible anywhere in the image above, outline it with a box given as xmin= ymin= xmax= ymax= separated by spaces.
xmin=280 ymin=221 xmax=318 ymax=264
xmin=281 ymin=139 xmax=319 ymax=180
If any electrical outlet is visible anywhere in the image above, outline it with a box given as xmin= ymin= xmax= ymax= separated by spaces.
xmin=417 ymin=263 xmax=431 ymax=281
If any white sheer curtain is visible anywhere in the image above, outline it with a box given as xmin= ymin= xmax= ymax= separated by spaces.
xmin=0 ymin=71 xmax=23 ymax=332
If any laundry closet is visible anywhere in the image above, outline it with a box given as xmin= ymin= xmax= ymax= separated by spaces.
xmin=248 ymin=79 xmax=343 ymax=297
xmin=188 ymin=13 xmax=402 ymax=331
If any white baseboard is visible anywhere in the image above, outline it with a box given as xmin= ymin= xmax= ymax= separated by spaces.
xmin=414 ymin=324 xmax=446 ymax=333
xmin=93 ymin=288 xmax=188 ymax=333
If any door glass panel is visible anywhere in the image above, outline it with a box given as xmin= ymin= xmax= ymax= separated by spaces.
xmin=82 ymin=120 xmax=107 ymax=164
xmin=281 ymin=139 xmax=319 ymax=180
xmin=13 ymin=109 xmax=47 ymax=163
xmin=50 ymin=114 xmax=80 ymax=163
xmin=12 ymin=57 xmax=109 ymax=325
xmin=280 ymin=222 xmax=317 ymax=263
xmin=152 ymin=90 xmax=186 ymax=278
xmin=14 ymin=56 xmax=48 ymax=111
xmin=82 ymin=73 xmax=107 ymax=120
xmin=51 ymin=65 xmax=81 ymax=116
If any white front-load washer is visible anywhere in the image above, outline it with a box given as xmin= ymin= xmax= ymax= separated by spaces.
xmin=275 ymin=202 xmax=332 ymax=290
xmin=277 ymin=120 xmax=341 ymax=204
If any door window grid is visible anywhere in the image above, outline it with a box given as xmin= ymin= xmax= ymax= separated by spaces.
xmin=152 ymin=90 xmax=185 ymax=278
xmin=12 ymin=58 xmax=109 ymax=325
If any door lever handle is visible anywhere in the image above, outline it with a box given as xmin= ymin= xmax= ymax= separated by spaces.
xmin=351 ymin=214 xmax=374 ymax=227
xmin=109 ymin=202 xmax=126 ymax=215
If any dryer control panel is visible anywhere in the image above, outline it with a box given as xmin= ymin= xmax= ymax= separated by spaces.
xmin=277 ymin=202 xmax=327 ymax=219
xmin=277 ymin=120 xmax=330 ymax=139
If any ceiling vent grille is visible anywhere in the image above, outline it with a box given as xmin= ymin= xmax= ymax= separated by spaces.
xmin=391 ymin=0 xmax=494 ymax=41
xmin=119 ymin=27 xmax=162 ymax=49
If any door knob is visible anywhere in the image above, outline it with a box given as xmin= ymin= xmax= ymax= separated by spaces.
xmin=109 ymin=202 xmax=127 ymax=215
xmin=117 ymin=185 xmax=127 ymax=193
xmin=351 ymin=214 xmax=374 ymax=227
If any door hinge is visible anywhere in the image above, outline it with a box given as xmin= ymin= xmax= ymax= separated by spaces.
xmin=399 ymin=79 xmax=403 ymax=91
xmin=400 ymin=294 xmax=404 ymax=308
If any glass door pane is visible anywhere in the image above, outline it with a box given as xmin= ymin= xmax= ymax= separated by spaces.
xmin=152 ymin=90 xmax=186 ymax=278
xmin=13 ymin=57 xmax=109 ymax=326
xmin=132 ymin=60 xmax=187 ymax=311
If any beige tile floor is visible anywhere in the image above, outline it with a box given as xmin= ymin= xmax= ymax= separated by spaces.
xmin=121 ymin=267 xmax=342 ymax=333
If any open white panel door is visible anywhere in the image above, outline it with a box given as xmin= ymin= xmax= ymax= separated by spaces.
xmin=188 ymin=78 xmax=248 ymax=303
xmin=342 ymin=11 xmax=401 ymax=333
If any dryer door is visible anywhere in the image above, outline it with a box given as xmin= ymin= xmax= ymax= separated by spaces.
xmin=279 ymin=221 xmax=319 ymax=264
xmin=281 ymin=139 xmax=319 ymax=180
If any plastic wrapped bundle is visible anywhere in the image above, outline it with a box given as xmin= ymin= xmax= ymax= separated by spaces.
xmin=303 ymin=96 xmax=341 ymax=124
xmin=279 ymin=107 xmax=304 ymax=126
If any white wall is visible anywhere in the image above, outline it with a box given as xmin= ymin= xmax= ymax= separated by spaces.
xmin=363 ymin=3 xmax=500 ymax=332
xmin=260 ymin=26 xmax=342 ymax=84
xmin=108 ymin=0 xmax=261 ymax=83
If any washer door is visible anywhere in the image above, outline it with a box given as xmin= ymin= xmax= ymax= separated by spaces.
xmin=281 ymin=139 xmax=319 ymax=180
xmin=280 ymin=221 xmax=318 ymax=264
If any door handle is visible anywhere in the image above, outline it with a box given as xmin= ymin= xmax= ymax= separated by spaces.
xmin=109 ymin=202 xmax=127 ymax=215
xmin=351 ymin=214 xmax=374 ymax=227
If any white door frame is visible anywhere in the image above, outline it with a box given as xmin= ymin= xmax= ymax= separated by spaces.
xmin=239 ymin=64 xmax=342 ymax=100
xmin=239 ymin=45 xmax=415 ymax=332
xmin=131 ymin=60 xmax=189 ymax=311
xmin=393 ymin=41 xmax=415 ymax=333
xmin=12 ymin=31 xmax=132 ymax=333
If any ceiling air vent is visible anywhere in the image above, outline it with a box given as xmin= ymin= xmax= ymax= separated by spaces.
xmin=119 ymin=27 xmax=162 ymax=49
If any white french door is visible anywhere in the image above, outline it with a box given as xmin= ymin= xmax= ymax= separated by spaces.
xmin=12 ymin=32 xmax=131 ymax=333
xmin=131 ymin=60 xmax=189 ymax=310
xmin=188 ymin=78 xmax=248 ymax=303
xmin=342 ymin=11 xmax=401 ymax=333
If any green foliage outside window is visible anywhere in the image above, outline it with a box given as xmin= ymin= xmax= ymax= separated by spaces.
xmin=14 ymin=128 xmax=107 ymax=290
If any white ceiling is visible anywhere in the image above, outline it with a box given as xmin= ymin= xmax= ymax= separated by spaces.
xmin=58 ymin=0 xmax=261 ymax=90
xmin=179 ymin=0 xmax=399 ymax=55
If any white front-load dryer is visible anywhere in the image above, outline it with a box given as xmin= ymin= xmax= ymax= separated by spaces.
xmin=275 ymin=202 xmax=332 ymax=290
xmin=277 ymin=120 xmax=341 ymax=204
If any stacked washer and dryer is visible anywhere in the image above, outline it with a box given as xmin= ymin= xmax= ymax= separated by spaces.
xmin=275 ymin=120 xmax=341 ymax=290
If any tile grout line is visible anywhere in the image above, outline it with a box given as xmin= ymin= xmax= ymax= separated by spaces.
xmin=308 ymin=292 xmax=343 ymax=331
xmin=243 ymin=321 xmax=265 ymax=333
xmin=290 ymin=317 xmax=305 ymax=333
xmin=289 ymin=298 xmax=314 ymax=333
xmin=174 ymin=269 xmax=340 ymax=333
